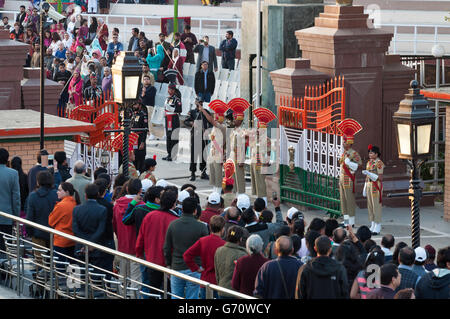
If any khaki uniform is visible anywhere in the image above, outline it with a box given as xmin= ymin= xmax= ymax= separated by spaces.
xmin=229 ymin=126 xmax=246 ymax=194
xmin=339 ymin=148 xmax=362 ymax=217
xmin=222 ymin=192 xmax=235 ymax=208
xmin=249 ymin=128 xmax=271 ymax=198
xmin=118 ymin=162 xmax=139 ymax=179
xmin=365 ymin=158 xmax=384 ymax=223
xmin=139 ymin=171 xmax=157 ymax=185
xmin=208 ymin=123 xmax=227 ymax=188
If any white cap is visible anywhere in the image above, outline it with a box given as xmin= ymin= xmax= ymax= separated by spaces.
xmin=141 ymin=179 xmax=153 ymax=193
xmin=208 ymin=192 xmax=221 ymax=205
xmin=287 ymin=207 xmax=298 ymax=221
xmin=414 ymin=247 xmax=427 ymax=262
xmin=178 ymin=190 xmax=190 ymax=203
xmin=236 ymin=194 xmax=250 ymax=211
xmin=155 ymin=179 xmax=168 ymax=188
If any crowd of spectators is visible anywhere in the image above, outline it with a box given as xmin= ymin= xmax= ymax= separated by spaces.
xmin=0 ymin=146 xmax=448 ymax=299
xmin=0 ymin=4 xmax=238 ymax=118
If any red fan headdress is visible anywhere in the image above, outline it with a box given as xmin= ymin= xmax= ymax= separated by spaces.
xmin=337 ymin=118 xmax=362 ymax=145
xmin=253 ymin=107 xmax=277 ymax=128
xmin=228 ymin=98 xmax=250 ymax=121
xmin=111 ymin=132 xmax=139 ymax=152
xmin=209 ymin=99 xmax=229 ymax=121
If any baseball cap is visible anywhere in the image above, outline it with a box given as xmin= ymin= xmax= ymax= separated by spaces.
xmin=141 ymin=179 xmax=153 ymax=193
xmin=236 ymin=194 xmax=250 ymax=212
xmin=155 ymin=179 xmax=168 ymax=188
xmin=178 ymin=190 xmax=190 ymax=203
xmin=287 ymin=207 xmax=298 ymax=221
xmin=414 ymin=247 xmax=427 ymax=262
xmin=208 ymin=192 xmax=221 ymax=205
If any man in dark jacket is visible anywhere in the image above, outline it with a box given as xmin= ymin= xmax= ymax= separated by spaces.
xmin=254 ymin=236 xmax=303 ymax=299
xmin=396 ymin=246 xmax=420 ymax=291
xmin=219 ymin=31 xmax=238 ymax=70
xmin=28 ymin=149 xmax=50 ymax=193
xmin=164 ymin=196 xmax=209 ymax=299
xmin=185 ymin=98 xmax=212 ymax=181
xmin=54 ymin=63 xmax=72 ymax=117
xmin=26 ymin=171 xmax=58 ymax=248
xmin=53 ymin=151 xmax=72 ymax=187
xmin=194 ymin=61 xmax=215 ymax=103
xmin=415 ymin=246 xmax=450 ymax=299
xmin=72 ymin=183 xmax=111 ymax=274
xmin=193 ymin=36 xmax=218 ymax=72
xmin=367 ymin=263 xmax=401 ymax=299
xmin=295 ymin=235 xmax=349 ymax=299
xmin=128 ymin=27 xmax=139 ymax=52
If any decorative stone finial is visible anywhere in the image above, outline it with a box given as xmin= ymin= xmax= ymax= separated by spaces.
xmin=336 ymin=0 xmax=353 ymax=6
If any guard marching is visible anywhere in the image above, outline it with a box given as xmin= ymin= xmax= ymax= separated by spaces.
xmin=337 ymin=118 xmax=363 ymax=227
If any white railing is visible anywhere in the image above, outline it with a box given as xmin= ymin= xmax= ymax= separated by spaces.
xmin=0 ymin=10 xmax=241 ymax=49
xmin=374 ymin=23 xmax=450 ymax=55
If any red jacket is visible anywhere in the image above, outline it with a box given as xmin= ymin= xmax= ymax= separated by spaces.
xmin=112 ymin=196 xmax=143 ymax=255
xmin=135 ymin=209 xmax=178 ymax=266
xmin=183 ymin=234 xmax=225 ymax=284
xmin=200 ymin=207 xmax=221 ymax=225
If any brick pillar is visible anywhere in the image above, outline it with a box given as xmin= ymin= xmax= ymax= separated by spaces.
xmin=445 ymin=106 xmax=450 ymax=221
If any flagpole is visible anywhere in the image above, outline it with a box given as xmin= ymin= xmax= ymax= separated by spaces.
xmin=174 ymin=0 xmax=178 ymax=33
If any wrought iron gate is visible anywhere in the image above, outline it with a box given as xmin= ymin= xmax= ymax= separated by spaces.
xmin=278 ymin=77 xmax=346 ymax=217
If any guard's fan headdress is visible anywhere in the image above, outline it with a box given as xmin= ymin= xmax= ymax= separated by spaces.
xmin=111 ymin=132 xmax=139 ymax=152
xmin=209 ymin=99 xmax=229 ymax=120
xmin=228 ymin=98 xmax=250 ymax=121
xmin=337 ymin=118 xmax=362 ymax=145
xmin=253 ymin=107 xmax=276 ymax=128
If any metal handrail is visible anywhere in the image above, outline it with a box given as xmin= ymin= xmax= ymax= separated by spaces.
xmin=0 ymin=211 xmax=255 ymax=299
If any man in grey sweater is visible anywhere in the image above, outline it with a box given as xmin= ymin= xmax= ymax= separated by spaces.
xmin=164 ymin=196 xmax=209 ymax=299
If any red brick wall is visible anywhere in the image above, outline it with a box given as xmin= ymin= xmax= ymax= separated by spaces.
xmin=0 ymin=139 xmax=66 ymax=173
xmin=445 ymin=107 xmax=450 ymax=222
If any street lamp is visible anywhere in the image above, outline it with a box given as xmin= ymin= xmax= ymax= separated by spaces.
xmin=111 ymin=51 xmax=142 ymax=178
xmin=392 ymin=80 xmax=434 ymax=248
xmin=39 ymin=2 xmax=51 ymax=150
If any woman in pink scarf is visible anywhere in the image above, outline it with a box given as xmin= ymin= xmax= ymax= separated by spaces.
xmin=68 ymin=68 xmax=84 ymax=107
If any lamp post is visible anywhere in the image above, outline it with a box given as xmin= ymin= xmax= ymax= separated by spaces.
xmin=39 ymin=2 xmax=50 ymax=150
xmin=111 ymin=51 xmax=142 ymax=179
xmin=431 ymin=44 xmax=445 ymax=189
xmin=392 ymin=80 xmax=434 ymax=249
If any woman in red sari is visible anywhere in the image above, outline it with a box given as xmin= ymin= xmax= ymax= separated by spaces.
xmin=96 ymin=18 xmax=109 ymax=52
xmin=68 ymin=68 xmax=84 ymax=107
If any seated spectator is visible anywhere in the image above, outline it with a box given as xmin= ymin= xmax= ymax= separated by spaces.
xmin=350 ymin=246 xmax=385 ymax=299
xmin=394 ymin=288 xmax=415 ymax=299
xmin=415 ymin=246 xmax=450 ymax=299
xmin=28 ymin=149 xmax=50 ymax=193
xmin=259 ymin=210 xmax=273 ymax=224
xmin=367 ymin=263 xmax=402 ymax=299
xmin=214 ymin=226 xmax=248 ymax=299
xmin=381 ymin=234 xmax=395 ymax=263
xmin=335 ymin=240 xmax=364 ymax=293
xmin=331 ymin=227 xmax=347 ymax=258
xmin=391 ymin=241 xmax=408 ymax=266
xmin=66 ymin=160 xmax=91 ymax=204
xmin=222 ymin=206 xmax=248 ymax=243
xmin=264 ymin=225 xmax=290 ymax=260
xmin=253 ymin=198 xmax=266 ymax=219
xmin=183 ymin=215 xmax=226 ymax=299
xmin=301 ymin=230 xmax=321 ymax=264
xmin=355 ymin=225 xmax=372 ymax=245
xmin=325 ymin=218 xmax=339 ymax=239
xmin=254 ymin=236 xmax=303 ymax=299
xmin=363 ymin=239 xmax=377 ymax=253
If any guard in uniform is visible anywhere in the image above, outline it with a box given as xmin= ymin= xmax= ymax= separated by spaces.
xmin=363 ymin=145 xmax=384 ymax=235
xmin=162 ymin=83 xmax=182 ymax=161
xmin=337 ymin=118 xmax=363 ymax=227
xmin=249 ymin=108 xmax=276 ymax=203
xmin=131 ymin=101 xmax=148 ymax=173
xmin=228 ymin=98 xmax=250 ymax=195
xmin=198 ymin=99 xmax=228 ymax=192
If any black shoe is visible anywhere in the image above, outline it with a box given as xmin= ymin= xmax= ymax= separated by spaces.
xmin=201 ymin=172 xmax=209 ymax=180
xmin=162 ymin=156 xmax=172 ymax=161
xmin=190 ymin=173 xmax=196 ymax=181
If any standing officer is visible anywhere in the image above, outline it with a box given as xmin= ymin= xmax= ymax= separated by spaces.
xmin=162 ymin=83 xmax=182 ymax=162
xmin=228 ymin=98 xmax=249 ymax=196
xmin=185 ymin=97 xmax=211 ymax=181
xmin=131 ymin=101 xmax=148 ymax=173
xmin=249 ymin=108 xmax=276 ymax=203
xmin=337 ymin=118 xmax=363 ymax=228
xmin=198 ymin=99 xmax=228 ymax=192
